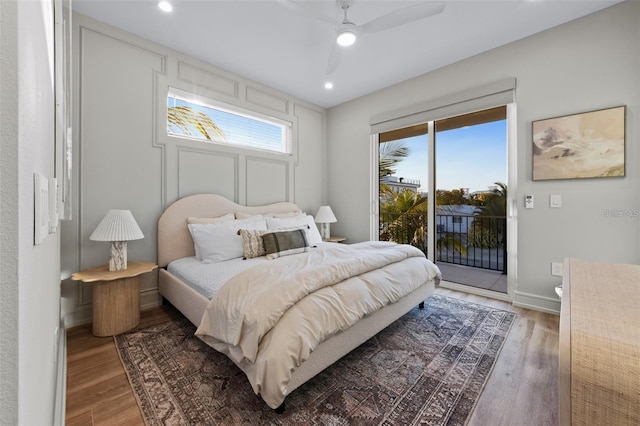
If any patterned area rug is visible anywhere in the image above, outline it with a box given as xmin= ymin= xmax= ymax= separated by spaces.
xmin=115 ymin=295 xmax=515 ymax=425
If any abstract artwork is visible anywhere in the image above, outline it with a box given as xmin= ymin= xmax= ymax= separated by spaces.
xmin=532 ymin=106 xmax=625 ymax=180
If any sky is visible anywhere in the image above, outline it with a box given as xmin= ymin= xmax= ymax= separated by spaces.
xmin=169 ymin=96 xmax=286 ymax=153
xmin=390 ymin=120 xmax=507 ymax=193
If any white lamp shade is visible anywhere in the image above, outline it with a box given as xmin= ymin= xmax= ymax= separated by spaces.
xmin=89 ymin=209 xmax=144 ymax=242
xmin=315 ymin=206 xmax=337 ymax=224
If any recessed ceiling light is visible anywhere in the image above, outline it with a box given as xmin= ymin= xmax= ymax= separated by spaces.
xmin=158 ymin=1 xmax=173 ymax=12
xmin=324 ymin=82 xmax=334 ymax=90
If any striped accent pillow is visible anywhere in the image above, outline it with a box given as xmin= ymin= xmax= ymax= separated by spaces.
xmin=262 ymin=228 xmax=309 ymax=260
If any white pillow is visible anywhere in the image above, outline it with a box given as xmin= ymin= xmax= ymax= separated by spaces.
xmin=187 ymin=213 xmax=235 ymax=224
xmin=188 ymin=216 xmax=267 ymax=263
xmin=266 ymin=214 xmax=308 ymax=230
xmin=266 ymin=214 xmax=323 ymax=246
xmin=303 ymin=215 xmax=324 ymax=246
xmin=272 ymin=211 xmax=303 ymax=218
xmin=234 ymin=212 xmax=264 ymax=220
xmin=235 ymin=211 xmax=301 ymax=220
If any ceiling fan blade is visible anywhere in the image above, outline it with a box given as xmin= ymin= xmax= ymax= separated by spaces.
xmin=325 ymin=43 xmax=343 ymax=75
xmin=360 ymin=1 xmax=445 ymax=34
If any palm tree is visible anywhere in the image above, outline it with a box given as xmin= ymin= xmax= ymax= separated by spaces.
xmin=167 ymin=106 xmax=227 ymax=141
xmin=480 ymin=182 xmax=507 ymax=216
xmin=379 ymin=140 xmax=410 ymax=192
xmin=469 ymin=182 xmax=507 ymax=248
xmin=379 ymin=190 xmax=428 ymax=250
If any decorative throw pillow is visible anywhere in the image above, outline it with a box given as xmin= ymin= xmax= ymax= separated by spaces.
xmin=262 ymin=228 xmax=309 ymax=259
xmin=238 ymin=229 xmax=266 ymax=259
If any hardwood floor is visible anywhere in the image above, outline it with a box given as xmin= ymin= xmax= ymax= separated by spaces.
xmin=65 ymin=288 xmax=559 ymax=425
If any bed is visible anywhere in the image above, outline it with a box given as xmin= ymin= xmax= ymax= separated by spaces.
xmin=157 ymin=194 xmax=441 ymax=411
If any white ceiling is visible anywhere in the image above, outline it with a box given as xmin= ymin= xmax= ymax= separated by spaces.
xmin=72 ymin=0 xmax=623 ymax=108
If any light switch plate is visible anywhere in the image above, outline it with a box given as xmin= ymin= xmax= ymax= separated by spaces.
xmin=550 ymin=195 xmax=562 ymax=208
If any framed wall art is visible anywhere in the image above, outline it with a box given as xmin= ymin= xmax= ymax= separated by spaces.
xmin=532 ymin=105 xmax=625 ymax=180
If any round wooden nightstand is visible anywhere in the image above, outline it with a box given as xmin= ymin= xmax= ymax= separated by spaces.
xmin=72 ymin=262 xmax=157 ymax=336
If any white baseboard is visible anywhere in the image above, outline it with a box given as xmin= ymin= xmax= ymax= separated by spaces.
xmin=439 ymin=280 xmax=512 ymax=302
xmin=513 ymin=290 xmax=561 ymax=315
xmin=64 ymin=306 xmax=92 ymax=329
xmin=141 ymin=288 xmax=162 ymax=311
xmin=439 ymin=280 xmax=561 ymax=315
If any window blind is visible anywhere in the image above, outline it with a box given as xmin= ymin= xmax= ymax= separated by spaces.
xmin=370 ymin=78 xmax=516 ymax=134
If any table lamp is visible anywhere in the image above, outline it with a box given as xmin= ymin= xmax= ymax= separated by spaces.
xmin=90 ymin=209 xmax=144 ymax=271
xmin=315 ymin=205 xmax=337 ymax=239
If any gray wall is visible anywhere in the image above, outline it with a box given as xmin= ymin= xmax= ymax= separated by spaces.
xmin=327 ymin=1 xmax=640 ymax=313
xmin=61 ymin=14 xmax=327 ymax=326
xmin=1 ymin=0 xmax=62 ymax=424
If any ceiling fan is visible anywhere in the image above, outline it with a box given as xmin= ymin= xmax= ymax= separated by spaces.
xmin=283 ymin=0 xmax=446 ymax=75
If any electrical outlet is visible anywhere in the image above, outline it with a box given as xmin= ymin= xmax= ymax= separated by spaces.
xmin=551 ymin=262 xmax=563 ymax=277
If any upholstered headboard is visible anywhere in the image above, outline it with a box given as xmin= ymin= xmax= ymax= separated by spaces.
xmin=157 ymin=194 xmax=301 ymax=267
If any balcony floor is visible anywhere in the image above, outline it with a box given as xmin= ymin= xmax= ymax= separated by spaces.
xmin=436 ymin=262 xmax=507 ymax=294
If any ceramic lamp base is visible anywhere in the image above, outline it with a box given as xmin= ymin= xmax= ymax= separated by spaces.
xmin=109 ymin=241 xmax=128 ymax=271
xmin=320 ymin=223 xmax=331 ymax=239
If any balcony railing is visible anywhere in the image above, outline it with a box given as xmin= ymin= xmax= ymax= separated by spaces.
xmin=379 ymin=212 xmax=506 ymax=273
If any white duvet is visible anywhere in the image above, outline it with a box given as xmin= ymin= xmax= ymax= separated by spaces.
xmin=195 ymin=241 xmax=441 ymax=408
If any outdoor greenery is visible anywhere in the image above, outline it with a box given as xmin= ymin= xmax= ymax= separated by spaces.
xmin=167 ymin=105 xmax=227 ymax=141
xmin=379 ymin=138 xmax=507 ymax=257
xmin=468 ymin=182 xmax=507 ymax=248
xmin=379 ymin=190 xmax=428 ymax=251
xmin=378 ymin=141 xmax=429 ymax=251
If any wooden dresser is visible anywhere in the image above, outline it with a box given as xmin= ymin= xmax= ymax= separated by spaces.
xmin=559 ymin=258 xmax=640 ymax=425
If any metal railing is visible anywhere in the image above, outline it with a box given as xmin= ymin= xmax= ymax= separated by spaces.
xmin=379 ymin=212 xmax=506 ymax=273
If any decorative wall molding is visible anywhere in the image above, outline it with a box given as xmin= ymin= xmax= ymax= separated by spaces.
xmin=178 ymin=61 xmax=239 ymax=98
xmin=177 ymin=146 xmax=239 ymax=202
xmin=63 ymin=11 xmax=326 ymax=328
xmin=76 ymin=24 xmax=165 ymax=307
xmin=79 ymin=26 xmax=167 ymax=72
xmin=245 ymin=156 xmax=291 ymax=205
xmin=246 ymin=86 xmax=289 ymax=114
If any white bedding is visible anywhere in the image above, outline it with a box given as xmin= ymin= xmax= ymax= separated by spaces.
xmin=167 ymin=256 xmax=267 ymax=298
xmin=194 ymin=241 xmax=441 ymax=408
xmin=167 ymin=242 xmax=337 ymax=298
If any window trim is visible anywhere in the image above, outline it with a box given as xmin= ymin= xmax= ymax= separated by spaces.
xmin=167 ymin=87 xmax=293 ymax=155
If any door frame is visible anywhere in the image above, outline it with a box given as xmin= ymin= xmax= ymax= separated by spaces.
xmin=370 ymin=103 xmax=517 ymax=301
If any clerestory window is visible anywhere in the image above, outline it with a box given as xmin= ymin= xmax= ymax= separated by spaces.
xmin=167 ymin=88 xmax=292 ymax=154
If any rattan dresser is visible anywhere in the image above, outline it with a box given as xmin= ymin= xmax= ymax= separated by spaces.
xmin=559 ymin=258 xmax=640 ymax=425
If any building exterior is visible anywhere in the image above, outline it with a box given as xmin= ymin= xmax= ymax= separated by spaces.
xmin=380 ymin=176 xmax=421 ymax=194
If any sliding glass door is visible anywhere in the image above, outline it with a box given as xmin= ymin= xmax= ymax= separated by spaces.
xmin=377 ymin=106 xmax=508 ymax=294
